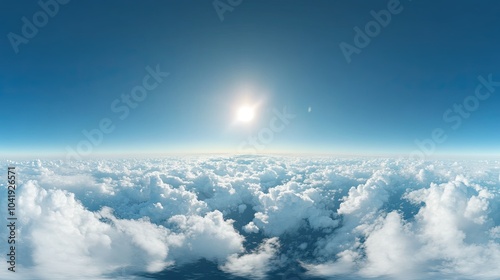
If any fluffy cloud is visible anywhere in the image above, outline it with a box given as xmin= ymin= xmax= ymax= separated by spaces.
xmin=3 ymin=177 xmax=245 ymax=279
xmin=0 ymin=156 xmax=499 ymax=279
xmin=308 ymin=171 xmax=500 ymax=280
xmin=221 ymin=237 xmax=280 ymax=279
xmin=251 ymin=181 xmax=337 ymax=236
xmin=166 ymin=210 xmax=244 ymax=263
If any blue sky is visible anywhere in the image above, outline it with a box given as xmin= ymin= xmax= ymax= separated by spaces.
xmin=1 ymin=0 xmax=500 ymax=158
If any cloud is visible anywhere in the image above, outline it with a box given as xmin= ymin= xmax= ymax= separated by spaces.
xmin=6 ymin=177 xmax=244 ymax=279
xmin=16 ymin=180 xmax=136 ymax=279
xmin=308 ymin=172 xmax=500 ymax=279
xmin=1 ymin=156 xmax=499 ymax=279
xmin=243 ymin=221 xmax=260 ymax=233
xmin=167 ymin=210 xmax=245 ymax=263
xmin=221 ymin=237 xmax=280 ymax=279
xmin=252 ymin=181 xmax=337 ymax=236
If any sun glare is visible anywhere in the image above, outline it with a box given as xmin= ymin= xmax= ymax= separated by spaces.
xmin=237 ymin=106 xmax=255 ymax=122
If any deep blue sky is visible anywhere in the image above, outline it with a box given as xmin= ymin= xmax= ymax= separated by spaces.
xmin=1 ymin=0 xmax=500 ymax=158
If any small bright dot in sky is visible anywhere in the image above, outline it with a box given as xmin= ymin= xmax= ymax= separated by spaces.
xmin=237 ymin=106 xmax=255 ymax=122
xmin=2 ymin=1 xmax=500 ymax=157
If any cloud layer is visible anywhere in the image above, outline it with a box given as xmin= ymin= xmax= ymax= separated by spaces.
xmin=1 ymin=156 xmax=499 ymax=279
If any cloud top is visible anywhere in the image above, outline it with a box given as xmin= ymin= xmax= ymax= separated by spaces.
xmin=1 ymin=156 xmax=499 ymax=279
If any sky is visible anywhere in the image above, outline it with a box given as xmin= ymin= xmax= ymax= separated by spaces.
xmin=1 ymin=0 xmax=500 ymax=158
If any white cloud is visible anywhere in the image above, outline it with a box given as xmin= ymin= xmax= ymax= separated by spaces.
xmin=167 ymin=210 xmax=245 ymax=263
xmin=303 ymin=249 xmax=359 ymax=277
xmin=1 ymin=156 xmax=499 ymax=279
xmin=221 ymin=237 xmax=280 ymax=279
xmin=252 ymin=181 xmax=337 ymax=236
xmin=243 ymin=221 xmax=260 ymax=233
xmin=359 ymin=211 xmax=419 ymax=278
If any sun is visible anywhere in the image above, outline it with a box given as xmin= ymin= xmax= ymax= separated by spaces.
xmin=237 ymin=106 xmax=255 ymax=122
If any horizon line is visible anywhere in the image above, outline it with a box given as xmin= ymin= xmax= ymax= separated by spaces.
xmin=1 ymin=150 xmax=500 ymax=161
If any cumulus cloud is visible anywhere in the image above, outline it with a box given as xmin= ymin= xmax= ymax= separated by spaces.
xmin=221 ymin=237 xmax=280 ymax=279
xmin=252 ymin=181 xmax=337 ymax=236
xmin=308 ymin=170 xmax=500 ymax=280
xmin=166 ymin=210 xmax=244 ymax=263
xmin=243 ymin=221 xmax=260 ymax=234
xmin=3 ymin=175 xmax=245 ymax=279
xmin=0 ymin=156 xmax=499 ymax=279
